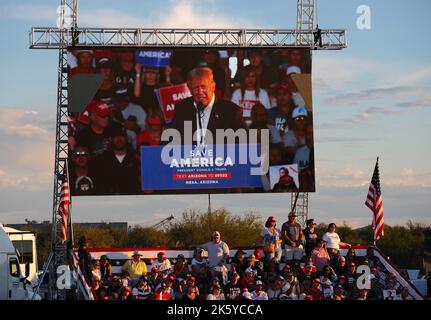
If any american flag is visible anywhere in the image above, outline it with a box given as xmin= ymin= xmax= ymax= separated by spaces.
xmin=58 ymin=181 xmax=71 ymax=242
xmin=365 ymin=158 xmax=384 ymax=241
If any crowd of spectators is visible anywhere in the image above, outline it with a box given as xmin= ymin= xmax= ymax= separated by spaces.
xmin=67 ymin=48 xmax=315 ymax=195
xmin=77 ymin=215 xmax=414 ymax=301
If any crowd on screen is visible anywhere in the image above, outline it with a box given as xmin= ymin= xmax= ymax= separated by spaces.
xmin=67 ymin=48 xmax=315 ymax=195
xmin=77 ymin=215 xmax=414 ymax=301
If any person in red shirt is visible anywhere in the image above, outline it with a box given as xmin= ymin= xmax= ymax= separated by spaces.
xmin=310 ymin=278 xmax=324 ymax=300
xmin=136 ymin=114 xmax=165 ymax=148
xmin=154 ymin=282 xmax=171 ymax=300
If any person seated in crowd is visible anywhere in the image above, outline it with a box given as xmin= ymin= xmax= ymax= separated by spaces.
xmin=93 ymin=126 xmax=140 ymax=195
xmin=91 ymin=261 xmax=102 ymax=282
xmin=121 ymin=251 xmax=147 ymax=286
xmin=111 ymin=86 xmax=147 ymax=150
xmin=333 ymin=255 xmax=348 ymax=276
xmin=252 ymin=279 xmax=269 ymax=300
xmin=299 ymin=261 xmax=318 ymax=282
xmin=152 ymin=252 xmax=172 ymax=273
xmin=267 ymin=275 xmax=283 ymax=300
xmin=154 ymin=282 xmax=171 ymax=300
xmin=344 ymin=262 xmax=360 ymax=299
xmin=172 ymin=254 xmax=188 ymax=280
xmin=333 ymin=285 xmax=346 ymax=300
xmin=229 ymin=249 xmax=247 ymax=276
xmin=281 ymin=211 xmax=305 ymax=264
xmin=99 ymin=255 xmax=112 ymax=284
xmin=310 ymin=278 xmax=324 ymax=300
xmin=357 ymin=288 xmax=369 ymax=300
xmin=181 ymin=275 xmax=200 ymax=299
xmin=320 ymin=265 xmax=338 ymax=284
xmin=224 ymin=271 xmax=242 ymax=300
xmin=311 ymin=239 xmax=330 ymax=272
xmin=345 ymin=247 xmax=358 ymax=265
xmin=183 ymin=284 xmax=199 ymax=301
xmin=303 ymin=219 xmax=318 ymax=257
xmin=282 ymin=106 xmax=310 ymax=164
xmin=241 ymin=268 xmax=256 ymax=292
xmin=281 ymin=272 xmax=301 ymax=300
xmin=207 ymin=284 xmax=225 ymax=300
xmin=321 ymin=278 xmax=334 ymax=300
xmin=132 ymin=276 xmax=152 ymax=300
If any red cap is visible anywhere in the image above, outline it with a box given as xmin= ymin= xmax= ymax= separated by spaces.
xmin=267 ymin=216 xmax=276 ymax=222
xmin=148 ymin=115 xmax=163 ymax=126
xmin=88 ymin=100 xmax=111 ymax=117
xmin=349 ymin=262 xmax=356 ymax=267
xmin=188 ymin=276 xmax=196 ymax=282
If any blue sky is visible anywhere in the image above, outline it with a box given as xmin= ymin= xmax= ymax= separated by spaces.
xmin=0 ymin=0 xmax=430 ymax=229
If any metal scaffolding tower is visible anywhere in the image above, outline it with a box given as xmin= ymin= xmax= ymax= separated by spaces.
xmin=29 ymin=0 xmax=345 ymax=299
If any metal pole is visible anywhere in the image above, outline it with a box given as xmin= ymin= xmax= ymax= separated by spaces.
xmin=32 ymin=251 xmax=53 ymax=300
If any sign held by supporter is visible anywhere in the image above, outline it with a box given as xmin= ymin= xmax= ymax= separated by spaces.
xmin=135 ymin=50 xmax=172 ymax=67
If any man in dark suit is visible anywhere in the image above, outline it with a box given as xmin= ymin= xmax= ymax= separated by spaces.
xmin=170 ymin=67 xmax=243 ymax=145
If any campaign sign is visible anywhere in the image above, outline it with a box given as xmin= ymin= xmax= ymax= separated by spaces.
xmin=156 ymin=83 xmax=192 ymax=123
xmin=135 ymin=50 xmax=172 ymax=67
xmin=141 ymin=144 xmax=263 ymax=190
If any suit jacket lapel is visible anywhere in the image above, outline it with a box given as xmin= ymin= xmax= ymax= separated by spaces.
xmin=207 ymin=98 xmax=220 ymax=134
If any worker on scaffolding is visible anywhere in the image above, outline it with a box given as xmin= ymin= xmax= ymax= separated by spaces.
xmin=314 ymin=25 xmax=322 ymax=48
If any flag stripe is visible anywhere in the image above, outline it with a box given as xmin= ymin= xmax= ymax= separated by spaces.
xmin=58 ymin=181 xmax=70 ymax=242
xmin=365 ymin=159 xmax=384 ymax=242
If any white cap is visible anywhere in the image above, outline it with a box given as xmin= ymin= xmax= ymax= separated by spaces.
xmin=292 ymin=106 xmax=308 ymax=119
xmin=286 ymin=66 xmax=302 ymax=75
xmin=242 ymin=291 xmax=253 ymax=299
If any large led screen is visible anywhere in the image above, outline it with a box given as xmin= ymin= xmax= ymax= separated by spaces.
xmin=67 ymin=48 xmax=315 ymax=195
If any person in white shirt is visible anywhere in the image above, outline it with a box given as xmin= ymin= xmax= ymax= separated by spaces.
xmin=252 ymin=280 xmax=269 ymax=300
xmin=231 ymin=65 xmax=272 ymax=127
xmin=322 ymin=223 xmax=351 ymax=265
xmin=151 ymin=252 xmax=172 ymax=273
xmin=207 ymin=285 xmax=226 ymax=300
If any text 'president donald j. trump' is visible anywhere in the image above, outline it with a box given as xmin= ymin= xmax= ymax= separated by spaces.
xmin=170 ymin=67 xmax=243 ymax=145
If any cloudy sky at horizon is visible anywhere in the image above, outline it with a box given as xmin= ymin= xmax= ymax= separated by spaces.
xmin=0 ymin=0 xmax=430 ymax=229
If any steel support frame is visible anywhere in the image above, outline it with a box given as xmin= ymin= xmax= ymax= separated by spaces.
xmin=291 ymin=192 xmax=309 ymax=229
xmin=29 ymin=27 xmax=346 ymax=49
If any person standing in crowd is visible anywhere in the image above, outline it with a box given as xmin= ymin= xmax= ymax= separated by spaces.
xmin=77 ymin=236 xmax=93 ymax=283
xmin=281 ymin=211 xmax=305 ymax=264
xmin=74 ymin=101 xmax=119 ymax=158
xmin=333 ymin=255 xmax=348 ymax=276
xmin=258 ymin=216 xmax=283 ymax=263
xmin=94 ymin=57 xmax=116 ymax=105
xmin=136 ymin=114 xmax=165 ymax=148
xmin=134 ymin=63 xmax=167 ymax=114
xmin=70 ymin=50 xmax=95 ymax=75
xmin=322 ymin=223 xmax=351 ymax=266
xmin=99 ymin=255 xmax=112 ymax=283
xmin=93 ymin=126 xmax=140 ymax=195
xmin=191 ymin=248 xmax=208 ymax=287
xmin=111 ymin=86 xmax=147 ymax=150
xmin=121 ymin=251 xmax=148 ymax=286
xmin=114 ymin=49 xmax=136 ymax=94
xmin=303 ymin=218 xmax=318 ymax=257
xmin=267 ymin=84 xmax=295 ymax=136
xmin=311 ymin=239 xmax=330 ymax=272
xmin=200 ymin=231 xmax=230 ymax=278
xmin=231 ymin=65 xmax=271 ymax=127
